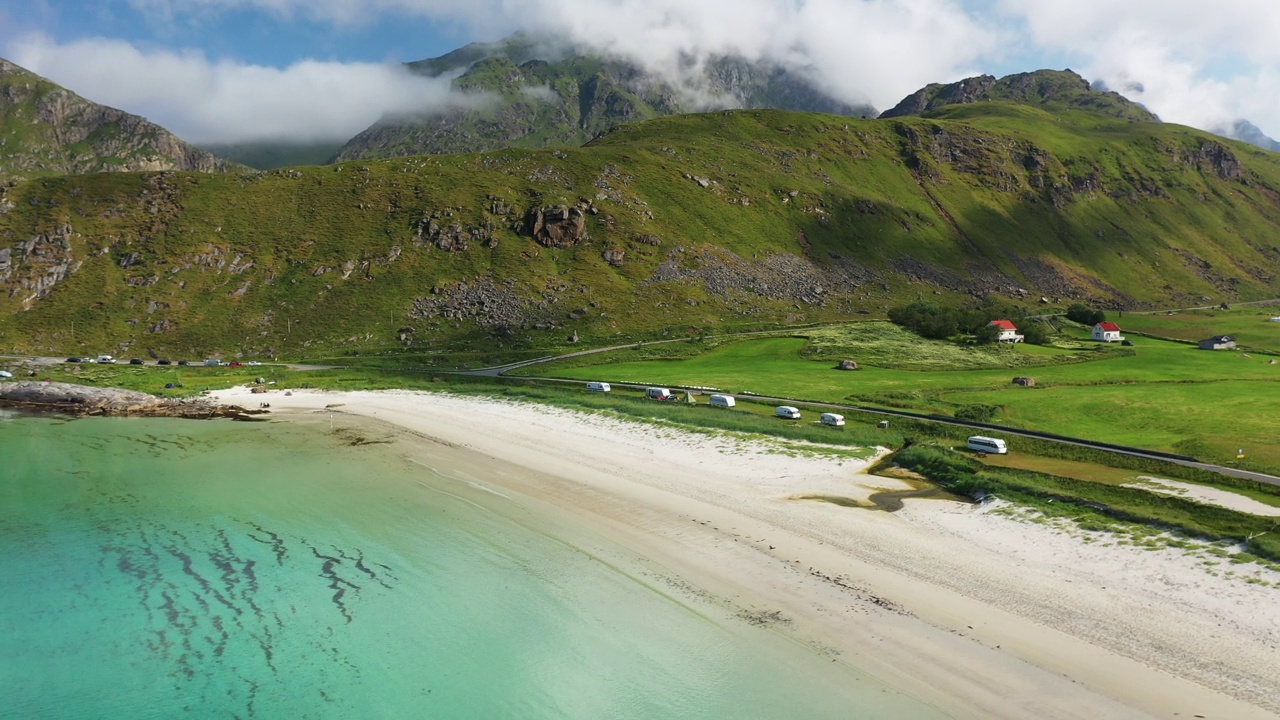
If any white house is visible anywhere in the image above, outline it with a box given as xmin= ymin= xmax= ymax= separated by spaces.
xmin=1092 ymin=321 xmax=1124 ymax=342
xmin=988 ymin=319 xmax=1024 ymax=343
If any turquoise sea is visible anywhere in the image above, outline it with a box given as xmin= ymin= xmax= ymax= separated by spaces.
xmin=0 ymin=412 xmax=946 ymax=719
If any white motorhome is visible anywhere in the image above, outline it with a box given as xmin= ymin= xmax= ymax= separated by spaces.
xmin=820 ymin=413 xmax=845 ymax=427
xmin=95 ymin=355 xmax=116 ymax=364
xmin=708 ymin=394 xmax=736 ymax=408
xmin=775 ymin=406 xmax=801 ymax=419
xmin=586 ymin=382 xmax=611 ymax=392
xmin=645 ymin=387 xmax=673 ymax=400
xmin=967 ymin=436 xmax=1008 ymax=454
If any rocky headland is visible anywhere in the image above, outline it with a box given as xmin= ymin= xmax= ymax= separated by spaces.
xmin=0 ymin=381 xmax=262 ymax=420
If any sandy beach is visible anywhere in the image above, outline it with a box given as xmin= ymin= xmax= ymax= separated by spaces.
xmin=215 ymin=387 xmax=1280 ymax=719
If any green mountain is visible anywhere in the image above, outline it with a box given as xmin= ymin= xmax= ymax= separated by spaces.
xmin=0 ymin=58 xmax=241 ymax=181
xmin=331 ymin=37 xmax=873 ymax=161
xmin=3 ymin=100 xmax=1279 ymax=360
xmin=879 ymin=69 xmax=1157 ymax=123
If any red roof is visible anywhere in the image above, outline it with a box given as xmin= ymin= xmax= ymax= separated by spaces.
xmin=989 ymin=319 xmax=1017 ymax=330
xmin=1096 ymin=322 xmax=1121 ymax=331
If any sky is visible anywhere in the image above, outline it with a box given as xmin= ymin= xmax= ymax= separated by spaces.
xmin=1 ymin=0 xmax=1277 ymax=146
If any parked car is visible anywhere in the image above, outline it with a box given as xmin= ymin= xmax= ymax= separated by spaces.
xmin=586 ymin=381 xmax=611 ymax=392
xmin=156 ymin=359 xmax=172 ymax=366
xmin=129 ymin=358 xmax=145 ymax=365
xmin=177 ymin=360 xmax=190 ymax=366
xmin=65 ymin=357 xmax=82 ymax=363
xmin=1121 ymin=339 xmax=1134 ymax=346
xmin=95 ymin=355 xmax=116 ymax=364
xmin=228 ymin=361 xmax=245 ymax=367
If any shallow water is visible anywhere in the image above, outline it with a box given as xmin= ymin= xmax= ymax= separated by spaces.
xmin=0 ymin=415 xmax=946 ymax=719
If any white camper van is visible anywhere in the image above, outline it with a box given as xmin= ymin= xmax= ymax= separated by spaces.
xmin=708 ymin=394 xmax=736 ymax=408
xmin=586 ymin=382 xmax=611 ymax=392
xmin=775 ymin=406 xmax=802 ymax=419
xmin=95 ymin=355 xmax=116 ymax=364
xmin=967 ymin=436 xmax=1008 ymax=454
xmin=820 ymin=412 xmax=845 ymax=427
xmin=645 ymin=387 xmax=673 ymax=401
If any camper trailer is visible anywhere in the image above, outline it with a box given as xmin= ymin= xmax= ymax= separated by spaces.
xmin=585 ymin=382 xmax=611 ymax=392
xmin=967 ymin=436 xmax=1008 ymax=454
xmin=820 ymin=413 xmax=845 ymax=427
xmin=645 ymin=387 xmax=674 ymax=401
xmin=708 ymin=394 xmax=736 ymax=408
xmin=775 ymin=406 xmax=802 ymax=420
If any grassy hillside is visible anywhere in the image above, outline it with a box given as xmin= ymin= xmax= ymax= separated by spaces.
xmin=2 ymin=106 xmax=1280 ymax=361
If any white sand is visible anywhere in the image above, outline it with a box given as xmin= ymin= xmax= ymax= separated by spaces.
xmin=216 ymin=387 xmax=1280 ymax=719
xmin=1124 ymin=475 xmax=1280 ymax=517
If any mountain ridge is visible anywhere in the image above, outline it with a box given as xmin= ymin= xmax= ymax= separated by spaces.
xmin=2 ymin=104 xmax=1278 ymax=359
xmin=0 ymin=58 xmax=242 ymax=181
xmin=879 ymin=69 xmax=1158 ymax=123
xmin=331 ymin=36 xmax=874 ymax=161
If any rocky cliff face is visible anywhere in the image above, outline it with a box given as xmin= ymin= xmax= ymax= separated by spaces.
xmin=332 ymin=38 xmax=874 ymax=161
xmin=0 ymin=58 xmax=241 ymax=180
xmin=879 ymin=69 xmax=1157 ymax=122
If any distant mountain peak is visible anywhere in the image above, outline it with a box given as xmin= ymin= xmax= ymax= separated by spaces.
xmin=1220 ymin=119 xmax=1280 ymax=153
xmin=332 ymin=35 xmax=875 ymax=162
xmin=0 ymin=57 xmax=242 ymax=181
xmin=879 ymin=69 xmax=1158 ymax=123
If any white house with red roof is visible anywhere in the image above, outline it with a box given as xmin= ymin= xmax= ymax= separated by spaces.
xmin=988 ymin=319 xmax=1024 ymax=343
xmin=1092 ymin=321 xmax=1124 ymax=342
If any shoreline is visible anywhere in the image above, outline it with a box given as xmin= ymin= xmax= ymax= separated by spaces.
xmin=213 ymin=386 xmax=1280 ymax=719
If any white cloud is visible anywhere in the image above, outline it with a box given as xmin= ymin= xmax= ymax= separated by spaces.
xmin=997 ymin=0 xmax=1280 ymax=137
xmin=5 ymin=33 xmax=486 ymax=145
xmin=122 ymin=0 xmax=1003 ymax=112
xmin=12 ymin=1 xmax=1280 ymax=145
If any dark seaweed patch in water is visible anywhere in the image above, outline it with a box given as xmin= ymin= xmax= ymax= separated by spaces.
xmin=332 ymin=428 xmax=394 ymax=447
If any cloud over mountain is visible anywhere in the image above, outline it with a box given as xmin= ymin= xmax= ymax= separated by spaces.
xmin=8 ymin=0 xmax=1280 ymax=144
xmin=6 ymin=33 xmax=485 ymax=145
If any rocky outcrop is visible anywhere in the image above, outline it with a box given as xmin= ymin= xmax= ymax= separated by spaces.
xmin=0 ymin=58 xmax=242 ymax=180
xmin=0 ymin=223 xmax=79 ymax=309
xmin=526 ymin=205 xmax=587 ymax=248
xmin=414 ymin=212 xmax=497 ymax=251
xmin=0 ymin=381 xmax=261 ymax=419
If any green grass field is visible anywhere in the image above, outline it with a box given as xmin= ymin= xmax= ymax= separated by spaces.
xmin=537 ymin=323 xmax=1280 ymax=472
xmin=1120 ymin=304 xmax=1280 ymax=353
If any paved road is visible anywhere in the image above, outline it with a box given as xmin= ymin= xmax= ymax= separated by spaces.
xmin=502 ymin=375 xmax=1280 ymax=488
xmin=454 ymin=343 xmax=1280 ymax=490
